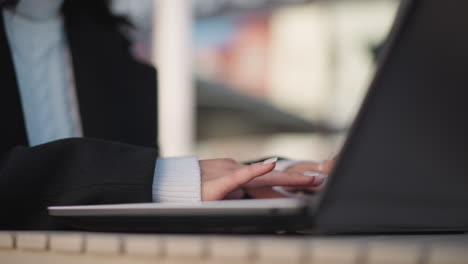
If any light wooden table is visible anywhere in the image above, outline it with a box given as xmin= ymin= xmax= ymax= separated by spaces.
xmin=0 ymin=231 xmax=467 ymax=264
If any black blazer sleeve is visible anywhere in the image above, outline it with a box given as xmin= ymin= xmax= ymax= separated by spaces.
xmin=0 ymin=5 xmax=160 ymax=230
xmin=0 ymin=138 xmax=158 ymax=230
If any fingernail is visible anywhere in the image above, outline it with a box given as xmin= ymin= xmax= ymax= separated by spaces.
xmin=263 ymin=157 xmax=278 ymax=164
xmin=273 ymin=186 xmax=295 ymax=198
xmin=318 ymin=161 xmax=324 ymax=171
xmin=303 ymin=171 xmax=328 ymax=180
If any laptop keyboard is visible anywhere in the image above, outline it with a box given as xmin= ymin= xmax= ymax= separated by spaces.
xmin=1 ymin=231 xmax=467 ymax=263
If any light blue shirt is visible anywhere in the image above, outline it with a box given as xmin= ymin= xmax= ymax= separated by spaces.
xmin=3 ymin=0 xmax=201 ymax=203
xmin=4 ymin=0 xmax=81 ymax=146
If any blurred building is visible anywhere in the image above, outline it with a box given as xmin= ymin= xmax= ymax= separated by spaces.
xmin=193 ymin=0 xmax=399 ymax=160
xmin=112 ymin=0 xmax=400 ymax=161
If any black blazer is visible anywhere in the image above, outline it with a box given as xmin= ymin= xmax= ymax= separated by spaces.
xmin=0 ymin=9 xmax=159 ymax=230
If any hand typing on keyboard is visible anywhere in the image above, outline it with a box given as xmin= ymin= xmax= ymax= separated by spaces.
xmin=199 ymin=158 xmax=324 ymax=201
xmin=284 ymin=159 xmax=334 ymax=191
xmin=270 ymin=159 xmax=335 ymax=198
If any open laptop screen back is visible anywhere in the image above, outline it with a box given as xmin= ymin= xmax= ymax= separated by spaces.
xmin=315 ymin=0 xmax=468 ymax=232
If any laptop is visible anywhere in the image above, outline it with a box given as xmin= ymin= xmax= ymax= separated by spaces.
xmin=48 ymin=0 xmax=468 ymax=233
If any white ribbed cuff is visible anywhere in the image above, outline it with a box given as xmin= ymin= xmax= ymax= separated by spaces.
xmin=152 ymin=156 xmax=201 ymax=203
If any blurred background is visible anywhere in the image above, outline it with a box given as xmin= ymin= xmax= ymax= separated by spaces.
xmin=112 ymin=0 xmax=400 ymax=162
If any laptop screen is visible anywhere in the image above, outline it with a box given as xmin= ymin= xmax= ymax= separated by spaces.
xmin=316 ymin=0 xmax=468 ymax=232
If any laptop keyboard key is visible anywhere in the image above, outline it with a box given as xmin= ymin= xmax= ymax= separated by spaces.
xmin=165 ymin=236 xmax=206 ymax=259
xmin=16 ymin=232 xmax=48 ymax=251
xmin=0 ymin=232 xmax=14 ymax=249
xmin=209 ymin=236 xmax=252 ymax=260
xmin=49 ymin=232 xmax=84 ymax=253
xmin=85 ymin=233 xmax=122 ymax=255
xmin=123 ymin=235 xmax=163 ymax=257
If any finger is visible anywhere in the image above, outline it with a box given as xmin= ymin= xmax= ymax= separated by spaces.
xmin=202 ymin=160 xmax=277 ymax=201
xmin=243 ymin=171 xmax=321 ymax=188
xmin=303 ymin=171 xmax=327 ymax=185
xmin=285 ymin=162 xmax=322 ymax=173
xmin=286 ymin=160 xmax=335 ymax=174
xmin=227 ymin=160 xmax=278 ymax=189
xmin=320 ymin=159 xmax=335 ymax=173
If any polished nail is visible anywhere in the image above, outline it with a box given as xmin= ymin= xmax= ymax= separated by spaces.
xmin=303 ymin=171 xmax=328 ymax=180
xmin=263 ymin=157 xmax=278 ymax=164
xmin=318 ymin=161 xmax=324 ymax=171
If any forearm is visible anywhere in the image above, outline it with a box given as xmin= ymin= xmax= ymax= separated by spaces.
xmin=0 ymin=138 xmax=157 ymax=230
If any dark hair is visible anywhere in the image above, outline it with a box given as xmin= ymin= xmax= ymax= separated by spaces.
xmin=0 ymin=0 xmax=19 ymax=8
xmin=1 ymin=0 xmax=131 ymax=27
xmin=62 ymin=0 xmax=131 ymax=27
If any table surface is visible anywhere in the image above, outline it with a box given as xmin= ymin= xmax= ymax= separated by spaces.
xmin=0 ymin=231 xmax=467 ymax=264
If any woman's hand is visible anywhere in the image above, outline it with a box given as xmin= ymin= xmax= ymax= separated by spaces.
xmin=280 ymin=159 xmax=335 ymax=193
xmin=200 ymin=158 xmax=324 ymax=201
xmin=242 ymin=159 xmax=335 ymax=199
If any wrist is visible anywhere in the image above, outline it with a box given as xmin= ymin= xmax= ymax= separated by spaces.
xmin=152 ymin=156 xmax=201 ymax=203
